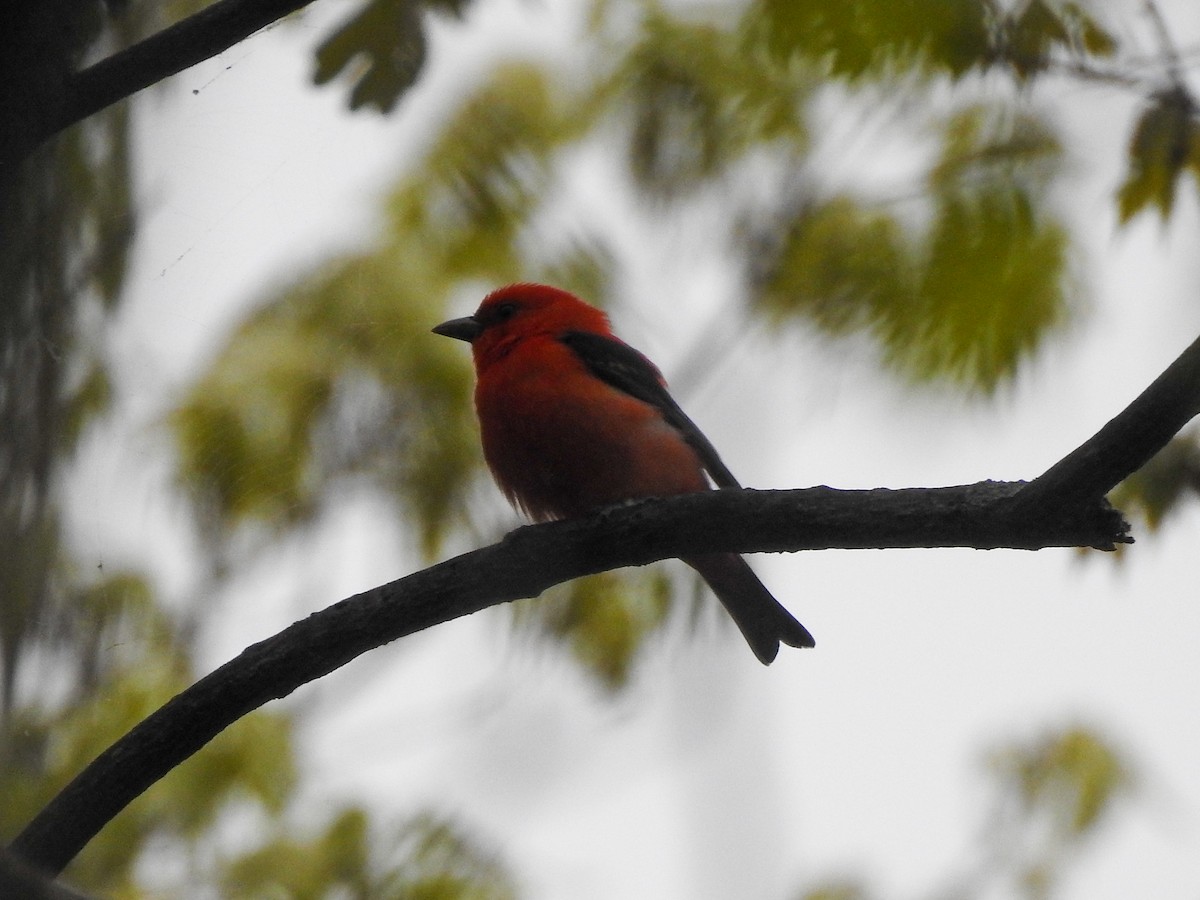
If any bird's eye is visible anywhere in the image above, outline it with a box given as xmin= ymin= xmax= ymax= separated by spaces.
xmin=494 ymin=302 xmax=518 ymax=321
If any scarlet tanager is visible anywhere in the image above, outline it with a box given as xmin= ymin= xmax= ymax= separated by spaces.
xmin=433 ymin=283 xmax=814 ymax=664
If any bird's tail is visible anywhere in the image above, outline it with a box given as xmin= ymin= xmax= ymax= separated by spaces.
xmin=685 ymin=553 xmax=814 ymax=665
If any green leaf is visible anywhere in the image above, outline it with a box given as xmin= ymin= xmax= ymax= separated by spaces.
xmin=312 ymin=0 xmax=478 ymax=112
xmin=929 ymin=104 xmax=1062 ymax=191
xmin=172 ymin=255 xmax=481 ymax=555
xmin=749 ymin=0 xmax=991 ymax=80
xmin=314 ymin=0 xmax=429 ymax=112
xmin=799 ymin=884 xmax=873 ymax=900
xmin=881 ymin=105 xmax=1069 ymax=391
xmin=1003 ymin=0 xmax=1072 ymax=79
xmin=224 ymin=808 xmax=371 ymax=898
xmin=1117 ymin=87 xmax=1199 ymax=223
xmin=749 ymin=195 xmax=912 ymax=336
xmin=611 ymin=13 xmax=809 ymax=197
xmin=412 ymin=62 xmax=570 ymax=265
xmin=1110 ymin=431 xmax=1200 ymax=530
xmin=172 ymin=316 xmax=338 ymax=529
xmin=1064 ymin=2 xmax=1118 ymax=57
xmin=890 ymin=184 xmax=1069 ymax=391
xmin=60 ymin=359 xmax=113 ymax=452
xmin=990 ymin=725 xmax=1131 ymax=837
xmin=379 ymin=812 xmax=517 ymax=900
xmin=518 ymin=570 xmax=671 ymax=690
xmin=755 ymin=106 xmax=1068 ymax=392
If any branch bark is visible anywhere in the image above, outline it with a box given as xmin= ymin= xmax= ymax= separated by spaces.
xmin=12 ymin=331 xmax=1200 ymax=875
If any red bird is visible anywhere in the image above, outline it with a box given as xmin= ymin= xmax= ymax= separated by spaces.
xmin=433 ymin=283 xmax=814 ymax=664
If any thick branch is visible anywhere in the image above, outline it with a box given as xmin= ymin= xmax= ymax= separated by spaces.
xmin=16 ymin=330 xmax=1200 ymax=876
xmin=40 ymin=0 xmax=319 ymax=146
xmin=10 ymin=480 xmax=1127 ymax=874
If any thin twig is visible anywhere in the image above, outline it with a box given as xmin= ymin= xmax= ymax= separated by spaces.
xmin=39 ymin=0 xmax=319 ymax=147
xmin=1144 ymin=0 xmax=1188 ymax=88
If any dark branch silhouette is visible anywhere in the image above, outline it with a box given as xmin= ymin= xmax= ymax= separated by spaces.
xmin=38 ymin=0 xmax=319 ymax=149
xmin=1011 ymin=331 xmax=1200 ymax=515
xmin=12 ymin=484 xmax=1126 ymax=874
xmin=0 ymin=848 xmax=94 ymax=900
xmin=9 ymin=333 xmax=1200 ymax=876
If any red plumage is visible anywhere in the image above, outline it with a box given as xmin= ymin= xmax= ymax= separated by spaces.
xmin=434 ymin=283 xmax=814 ymax=664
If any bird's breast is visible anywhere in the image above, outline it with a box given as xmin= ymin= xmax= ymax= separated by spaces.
xmin=474 ymin=339 xmax=708 ymax=520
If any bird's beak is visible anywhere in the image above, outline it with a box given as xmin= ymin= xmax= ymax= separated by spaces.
xmin=432 ymin=316 xmax=483 ymax=343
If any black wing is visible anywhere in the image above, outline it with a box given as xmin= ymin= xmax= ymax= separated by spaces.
xmin=560 ymin=330 xmax=741 ymax=489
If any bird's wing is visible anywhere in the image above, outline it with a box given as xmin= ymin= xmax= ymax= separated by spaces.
xmin=560 ymin=330 xmax=741 ymax=489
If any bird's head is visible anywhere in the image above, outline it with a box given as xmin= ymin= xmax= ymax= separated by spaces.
xmin=433 ymin=283 xmax=611 ymax=365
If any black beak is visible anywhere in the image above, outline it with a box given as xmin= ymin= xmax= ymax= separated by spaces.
xmin=432 ymin=316 xmax=483 ymax=343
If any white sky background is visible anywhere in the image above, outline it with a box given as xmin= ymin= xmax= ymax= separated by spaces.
xmin=66 ymin=0 xmax=1200 ymax=897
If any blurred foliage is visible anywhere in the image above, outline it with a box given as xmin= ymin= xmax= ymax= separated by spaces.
xmin=753 ymin=104 xmax=1069 ymax=391
xmin=518 ymin=570 xmax=672 ymax=690
xmin=797 ymin=883 xmax=872 ymax=900
xmin=749 ymin=0 xmax=1115 ymax=82
xmin=748 ymin=0 xmax=991 ymax=79
xmin=225 ymin=809 xmax=517 ymax=900
xmin=607 ymin=12 xmax=810 ymax=197
xmin=0 ymin=2 xmax=134 ymax=713
xmin=899 ymin=106 xmax=1069 ymax=391
xmin=1 ymin=569 xmax=515 ymax=898
xmin=795 ymin=724 xmax=1130 ymax=900
xmin=315 ymin=0 xmax=474 ymax=113
xmin=751 ymin=194 xmax=909 ymax=337
xmin=1116 ymin=86 xmax=1200 ymax=223
xmin=1110 ymin=428 xmax=1200 ymax=530
xmin=993 ymin=726 xmax=1128 ymax=837
xmin=1 ymin=3 xmax=152 ymax=896
xmin=379 ymin=813 xmax=518 ymax=900
xmin=225 ymin=808 xmax=376 ymax=899
xmin=998 ymin=0 xmax=1117 ymax=79
xmin=0 ymin=569 xmax=295 ymax=895
xmin=173 ymin=251 xmax=482 ymax=555
xmin=169 ymin=0 xmax=1192 ymax=675
xmin=985 ymin=725 xmax=1131 ymax=899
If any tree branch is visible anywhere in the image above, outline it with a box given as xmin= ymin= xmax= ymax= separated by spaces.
xmin=40 ymin=0 xmax=319 ymax=147
xmin=14 ymin=330 xmax=1200 ymax=876
xmin=8 ymin=481 xmax=1127 ymax=875
xmin=1010 ymin=331 xmax=1200 ymax=517
xmin=0 ymin=848 xmax=94 ymax=900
